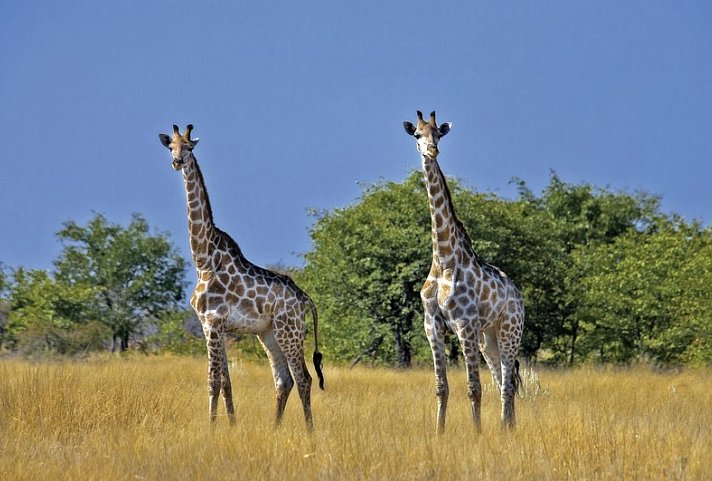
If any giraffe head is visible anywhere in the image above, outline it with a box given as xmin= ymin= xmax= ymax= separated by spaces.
xmin=403 ymin=111 xmax=452 ymax=159
xmin=159 ymin=124 xmax=200 ymax=170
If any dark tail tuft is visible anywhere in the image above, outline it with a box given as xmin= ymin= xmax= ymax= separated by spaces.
xmin=313 ymin=351 xmax=325 ymax=390
xmin=307 ymin=297 xmax=325 ymax=390
xmin=512 ymin=359 xmax=522 ymax=395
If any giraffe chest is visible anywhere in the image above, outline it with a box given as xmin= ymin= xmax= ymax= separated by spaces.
xmin=430 ymin=265 xmax=463 ymax=303
xmin=426 ymin=268 xmax=501 ymax=330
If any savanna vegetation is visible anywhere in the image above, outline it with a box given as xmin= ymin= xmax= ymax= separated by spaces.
xmin=1 ymin=172 xmax=711 ymax=367
xmin=1 ymin=357 xmax=709 ymax=481
xmin=300 ymin=171 xmax=712 ymax=367
xmin=2 ymin=172 xmax=711 ymax=480
xmin=0 ymin=213 xmax=189 ymax=355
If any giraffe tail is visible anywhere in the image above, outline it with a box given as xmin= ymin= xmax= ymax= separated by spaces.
xmin=308 ymin=299 xmax=325 ymax=390
xmin=511 ymin=359 xmax=522 ymax=396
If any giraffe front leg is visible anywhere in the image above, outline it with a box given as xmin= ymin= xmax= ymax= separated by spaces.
xmin=220 ymin=344 xmax=236 ymax=425
xmin=424 ymin=308 xmax=449 ymax=435
xmin=201 ymin=316 xmax=228 ymax=425
xmin=205 ymin=330 xmax=222 ymax=424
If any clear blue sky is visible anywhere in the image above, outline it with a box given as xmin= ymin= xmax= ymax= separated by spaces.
xmin=2 ymin=1 xmax=711 ymax=272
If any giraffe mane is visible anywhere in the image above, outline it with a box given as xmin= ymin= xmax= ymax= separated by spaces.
xmin=191 ymin=159 xmax=216 ymax=227
xmin=433 ymin=160 xmax=475 ymax=255
xmin=215 ymin=227 xmax=246 ymax=263
xmin=188 ymin=153 xmax=252 ymax=266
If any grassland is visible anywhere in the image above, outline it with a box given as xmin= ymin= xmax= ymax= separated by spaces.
xmin=1 ymin=355 xmax=709 ymax=481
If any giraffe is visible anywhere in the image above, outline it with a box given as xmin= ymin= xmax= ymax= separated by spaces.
xmin=159 ymin=124 xmax=324 ymax=429
xmin=403 ymin=111 xmax=524 ymax=433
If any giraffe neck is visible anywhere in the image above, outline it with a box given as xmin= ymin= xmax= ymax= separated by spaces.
xmin=421 ymin=154 xmax=467 ymax=267
xmin=181 ymin=154 xmax=218 ymax=271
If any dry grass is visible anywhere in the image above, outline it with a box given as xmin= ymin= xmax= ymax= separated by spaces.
xmin=1 ymin=356 xmax=709 ymax=480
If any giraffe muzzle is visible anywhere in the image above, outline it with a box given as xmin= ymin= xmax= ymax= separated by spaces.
xmin=172 ymin=159 xmax=184 ymax=170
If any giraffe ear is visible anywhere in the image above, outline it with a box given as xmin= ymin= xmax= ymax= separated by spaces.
xmin=439 ymin=122 xmax=452 ymax=137
xmin=191 ymin=138 xmax=199 ymax=147
xmin=403 ymin=121 xmax=417 ymax=136
xmin=159 ymin=134 xmax=172 ymax=148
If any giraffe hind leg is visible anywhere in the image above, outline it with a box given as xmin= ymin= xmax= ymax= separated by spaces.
xmin=456 ymin=323 xmax=483 ymax=433
xmin=274 ymin=318 xmax=313 ymax=430
xmin=259 ymin=331 xmax=294 ymax=426
xmin=479 ymin=327 xmax=503 ymax=392
xmin=499 ymin=355 xmax=517 ymax=429
xmin=498 ymin=314 xmax=523 ymax=429
xmin=285 ymin=353 xmax=313 ymax=430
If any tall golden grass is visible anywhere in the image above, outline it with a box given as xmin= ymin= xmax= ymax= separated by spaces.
xmin=1 ymin=356 xmax=709 ymax=480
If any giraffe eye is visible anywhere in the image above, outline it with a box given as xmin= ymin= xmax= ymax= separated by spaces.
xmin=414 ymin=133 xmax=421 ymax=139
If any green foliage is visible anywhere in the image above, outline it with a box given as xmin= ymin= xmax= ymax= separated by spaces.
xmin=573 ymin=224 xmax=712 ymax=364
xmin=53 ymin=213 xmax=187 ymax=351
xmin=301 ymin=170 xmax=692 ymax=367
xmin=148 ymin=310 xmax=204 ymax=355
xmin=2 ymin=174 xmax=710 ymax=366
xmin=527 ymin=173 xmax=662 ymax=364
xmin=4 ymin=268 xmax=109 ymax=354
xmin=301 ymin=173 xmax=431 ymax=367
xmin=0 ymin=266 xmax=9 ymax=349
xmin=534 ymin=173 xmax=659 ymax=246
xmin=2 ymin=213 xmax=188 ymax=355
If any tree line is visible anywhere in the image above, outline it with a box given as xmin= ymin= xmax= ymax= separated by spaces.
xmin=1 ymin=172 xmax=710 ymax=366
xmin=0 ymin=214 xmax=191 ymax=355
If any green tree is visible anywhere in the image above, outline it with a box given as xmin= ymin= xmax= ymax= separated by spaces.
xmin=148 ymin=309 xmax=203 ymax=355
xmin=302 ymin=173 xmax=431 ymax=367
xmin=302 ymin=170 xmax=668 ymax=367
xmin=673 ymin=231 xmax=712 ymax=364
xmin=4 ymin=267 xmax=107 ymax=354
xmin=524 ymin=173 xmax=662 ymax=364
xmin=53 ymin=213 xmax=187 ymax=351
xmin=0 ymin=265 xmax=9 ymax=349
xmin=573 ymin=223 xmax=712 ymax=364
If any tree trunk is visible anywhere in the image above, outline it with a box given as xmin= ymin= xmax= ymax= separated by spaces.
xmin=392 ymin=325 xmax=412 ymax=368
xmin=392 ymin=310 xmax=414 ymax=368
xmin=569 ymin=319 xmax=578 ymax=366
xmin=112 ymin=332 xmax=130 ymax=352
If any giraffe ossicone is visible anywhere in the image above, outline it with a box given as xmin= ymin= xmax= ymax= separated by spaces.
xmin=403 ymin=110 xmax=524 ymax=433
xmin=159 ymin=124 xmax=324 ymax=429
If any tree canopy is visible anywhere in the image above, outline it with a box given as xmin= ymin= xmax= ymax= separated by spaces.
xmin=1 ymin=175 xmax=710 ymax=366
xmin=299 ymin=171 xmax=710 ymax=367
xmin=2 ymin=213 xmax=188 ymax=353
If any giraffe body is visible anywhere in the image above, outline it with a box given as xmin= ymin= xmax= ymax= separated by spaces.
xmin=404 ymin=111 xmax=524 ymax=433
xmin=160 ymin=125 xmax=324 ymax=429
